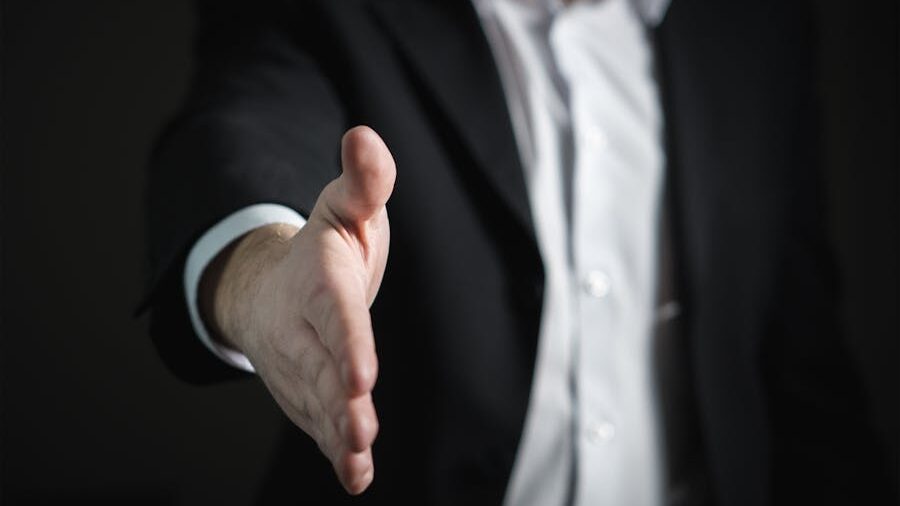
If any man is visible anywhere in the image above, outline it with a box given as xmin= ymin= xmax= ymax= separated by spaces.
xmin=144 ymin=0 xmax=892 ymax=504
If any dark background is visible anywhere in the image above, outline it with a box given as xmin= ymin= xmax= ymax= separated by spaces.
xmin=0 ymin=1 xmax=897 ymax=504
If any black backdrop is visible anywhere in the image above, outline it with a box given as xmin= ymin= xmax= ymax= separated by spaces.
xmin=1 ymin=1 xmax=897 ymax=504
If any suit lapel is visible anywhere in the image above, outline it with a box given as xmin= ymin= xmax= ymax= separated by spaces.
xmin=654 ymin=1 xmax=783 ymax=504
xmin=369 ymin=0 xmax=536 ymax=243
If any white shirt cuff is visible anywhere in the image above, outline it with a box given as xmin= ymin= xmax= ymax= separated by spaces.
xmin=183 ymin=203 xmax=307 ymax=372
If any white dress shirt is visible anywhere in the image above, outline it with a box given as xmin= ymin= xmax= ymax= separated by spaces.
xmin=184 ymin=0 xmax=669 ymax=504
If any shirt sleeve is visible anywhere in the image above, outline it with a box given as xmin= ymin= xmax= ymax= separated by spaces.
xmin=183 ymin=203 xmax=307 ymax=372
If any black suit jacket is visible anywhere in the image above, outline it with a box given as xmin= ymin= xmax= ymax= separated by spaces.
xmin=145 ymin=0 xmax=892 ymax=504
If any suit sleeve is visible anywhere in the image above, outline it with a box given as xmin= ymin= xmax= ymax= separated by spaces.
xmin=142 ymin=0 xmax=346 ymax=383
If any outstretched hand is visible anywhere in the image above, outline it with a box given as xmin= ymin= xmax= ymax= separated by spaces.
xmin=204 ymin=126 xmax=396 ymax=494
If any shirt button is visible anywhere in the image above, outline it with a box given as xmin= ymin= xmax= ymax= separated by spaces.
xmin=585 ymin=420 xmax=616 ymax=445
xmin=583 ymin=270 xmax=611 ymax=298
xmin=585 ymin=125 xmax=609 ymax=150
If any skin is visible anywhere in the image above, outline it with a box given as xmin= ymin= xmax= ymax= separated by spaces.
xmin=199 ymin=126 xmax=396 ymax=495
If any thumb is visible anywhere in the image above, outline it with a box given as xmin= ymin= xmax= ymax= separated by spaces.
xmin=327 ymin=126 xmax=396 ymax=226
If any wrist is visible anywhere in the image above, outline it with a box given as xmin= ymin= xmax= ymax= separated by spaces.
xmin=199 ymin=223 xmax=299 ymax=353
